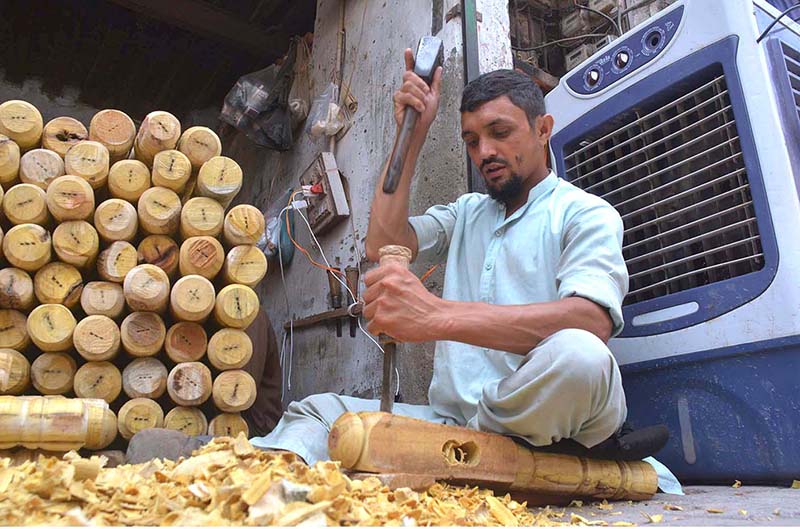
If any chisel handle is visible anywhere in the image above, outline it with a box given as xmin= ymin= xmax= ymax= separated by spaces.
xmin=377 ymin=245 xmax=412 ymax=412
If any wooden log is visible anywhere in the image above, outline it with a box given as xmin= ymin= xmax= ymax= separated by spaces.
xmin=223 ymin=204 xmax=265 ymax=246
xmin=46 ymin=175 xmax=95 ymax=222
xmin=207 ymin=328 xmax=253 ymax=371
xmin=137 ymin=186 xmax=181 ymax=235
xmin=208 ymin=413 xmax=249 ymax=437
xmin=64 ymin=140 xmax=110 ymax=189
xmin=30 ymin=352 xmax=76 ymax=394
xmin=165 ymin=321 xmax=207 ymax=363
xmin=96 ymin=241 xmax=137 ymax=283
xmin=120 ymin=311 xmax=166 ymax=357
xmin=328 ymin=412 xmax=659 ymax=502
xmin=164 ymin=406 xmax=208 ymax=436
xmin=89 ymin=109 xmax=136 ymax=163
xmin=122 ymin=357 xmax=168 ymax=399
xmin=41 ymin=117 xmax=88 ymax=157
xmin=0 ymin=100 xmax=43 ymax=152
xmin=107 ymin=159 xmax=150 ymax=202
xmin=0 ymin=268 xmax=35 ymax=311
xmin=134 ymin=111 xmax=181 ymax=167
xmin=214 ymin=284 xmax=259 ymax=329
xmin=52 ymin=220 xmax=99 ymax=270
xmin=0 ymin=134 xmax=21 ymax=188
xmin=27 ymin=304 xmax=76 ymax=352
xmin=0 ymin=349 xmax=30 ymax=395
xmin=195 ymin=156 xmax=242 ymax=208
xmin=167 ymin=362 xmax=212 ymax=406
xmin=123 ymin=264 xmax=170 ymax=313
xmin=3 ymin=183 xmax=50 ymax=225
xmin=73 ymin=315 xmax=120 ymax=362
xmin=3 ymin=224 xmax=52 ymax=272
xmin=170 ymin=274 xmax=215 ymax=323
xmin=177 ymin=126 xmax=221 ymax=171
xmin=211 ymin=369 xmax=256 ymax=412
xmin=151 ymin=149 xmax=191 ymax=193
xmin=0 ymin=310 xmax=30 ymax=351
xmin=117 ymin=397 xmax=164 ymax=440
xmin=19 ymin=148 xmax=64 ymax=189
xmin=180 ymin=197 xmax=224 ymax=239
xmin=73 ymin=361 xmax=122 ymax=403
xmin=136 ymin=234 xmax=179 ymax=277
xmin=80 ymin=281 xmax=125 ymax=319
xmin=223 ymin=245 xmax=268 ymax=287
xmin=94 ymin=198 xmax=138 ymax=242
xmin=33 ymin=261 xmax=83 ymax=308
xmin=179 ymin=236 xmax=224 ymax=280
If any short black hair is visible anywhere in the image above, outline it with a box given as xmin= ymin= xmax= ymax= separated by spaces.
xmin=460 ymin=70 xmax=545 ymax=126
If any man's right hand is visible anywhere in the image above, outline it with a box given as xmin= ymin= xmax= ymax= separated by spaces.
xmin=393 ymin=48 xmax=444 ymax=138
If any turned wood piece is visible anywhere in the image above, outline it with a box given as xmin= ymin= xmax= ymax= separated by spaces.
xmin=0 ymin=268 xmax=35 ymax=311
xmin=151 ymin=149 xmax=191 ymax=193
xmin=19 ymin=148 xmax=65 ymax=189
xmin=208 ymin=328 xmax=253 ymax=371
xmin=3 ymin=224 xmax=52 ymax=272
xmin=96 ymin=241 xmax=137 ymax=283
xmin=0 ymin=134 xmax=21 ymax=188
xmin=195 ymin=156 xmax=242 ymax=208
xmin=122 ymin=357 xmax=168 ymax=399
xmin=214 ymin=284 xmax=259 ymax=329
xmin=89 ymin=109 xmax=136 ymax=163
xmin=208 ymin=413 xmax=249 ymax=437
xmin=223 ymin=245 xmax=267 ymax=287
xmin=0 ymin=310 xmax=30 ymax=351
xmin=170 ymin=274 xmax=215 ymax=323
xmin=167 ymin=362 xmax=212 ymax=406
xmin=73 ymin=361 xmax=122 ymax=403
xmin=0 ymin=349 xmax=30 ymax=395
xmin=164 ymin=406 xmax=208 ymax=437
xmin=120 ymin=311 xmax=166 ymax=357
xmin=94 ymin=198 xmax=138 ymax=242
xmin=134 ymin=111 xmax=181 ymax=167
xmin=41 ymin=117 xmax=88 ymax=157
xmin=33 ymin=261 xmax=83 ymax=308
xmin=117 ymin=398 xmax=164 ymax=440
xmin=64 ymin=140 xmax=110 ymax=189
xmin=3 ymin=183 xmax=50 ymax=225
xmin=73 ymin=315 xmax=120 ymax=362
xmin=137 ymin=234 xmax=179 ymax=277
xmin=107 ymin=159 xmax=150 ymax=202
xmin=328 ymin=412 xmax=659 ymax=502
xmin=80 ymin=281 xmax=125 ymax=319
xmin=180 ymin=197 xmax=224 ymax=239
xmin=0 ymin=100 xmax=43 ymax=152
xmin=212 ymin=369 xmax=256 ymax=412
xmin=179 ymin=236 xmax=224 ymax=280
xmin=165 ymin=322 xmax=207 ymax=363
xmin=27 ymin=304 xmax=76 ymax=352
xmin=45 ymin=175 xmax=95 ymax=222
xmin=177 ymin=126 xmax=221 ymax=171
xmin=223 ymin=204 xmax=265 ymax=246
xmin=52 ymin=220 xmax=99 ymax=270
xmin=137 ymin=186 xmax=181 ymax=235
xmin=30 ymin=351 xmax=77 ymax=394
xmin=123 ymin=264 xmax=170 ymax=313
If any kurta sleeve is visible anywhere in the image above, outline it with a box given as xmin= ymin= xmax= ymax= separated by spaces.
xmin=408 ymin=201 xmax=459 ymax=263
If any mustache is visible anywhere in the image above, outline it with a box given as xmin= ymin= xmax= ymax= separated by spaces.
xmin=480 ymin=157 xmax=510 ymax=171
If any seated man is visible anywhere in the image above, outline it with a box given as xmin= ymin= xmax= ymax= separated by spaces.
xmin=251 ymin=50 xmax=678 ymax=491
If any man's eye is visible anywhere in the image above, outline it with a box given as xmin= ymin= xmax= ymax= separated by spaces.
xmin=493 ymin=129 xmax=510 ymax=138
xmin=465 ymin=140 xmax=478 ymax=148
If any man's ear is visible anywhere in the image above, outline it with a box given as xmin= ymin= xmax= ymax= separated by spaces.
xmin=535 ymin=114 xmax=555 ymax=145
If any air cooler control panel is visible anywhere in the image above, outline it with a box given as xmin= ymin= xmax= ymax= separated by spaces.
xmin=566 ymin=5 xmax=684 ymax=95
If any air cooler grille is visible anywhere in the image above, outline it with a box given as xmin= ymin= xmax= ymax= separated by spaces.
xmin=563 ymin=67 xmax=763 ymax=305
xmin=781 ymin=41 xmax=800 ymax=122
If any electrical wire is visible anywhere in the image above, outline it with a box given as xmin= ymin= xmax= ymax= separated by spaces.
xmin=277 ymin=205 xmax=295 ymax=397
xmin=757 ymin=2 xmax=800 ymax=43
xmin=511 ymin=33 xmax=610 ymax=51
xmin=573 ymin=0 xmax=621 ymax=36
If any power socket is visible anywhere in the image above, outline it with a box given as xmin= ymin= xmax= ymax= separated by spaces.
xmin=298 ymin=152 xmax=350 ymax=235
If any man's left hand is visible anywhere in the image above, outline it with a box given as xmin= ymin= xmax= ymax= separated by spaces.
xmin=363 ymin=264 xmax=444 ymax=342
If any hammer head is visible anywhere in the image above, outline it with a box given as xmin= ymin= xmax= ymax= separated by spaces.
xmin=413 ymin=36 xmax=444 ymax=85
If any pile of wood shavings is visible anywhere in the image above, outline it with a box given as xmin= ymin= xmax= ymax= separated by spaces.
xmin=0 ymin=434 xmax=620 ymax=526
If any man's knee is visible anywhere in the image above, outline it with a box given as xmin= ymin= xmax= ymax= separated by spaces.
xmin=286 ymin=392 xmax=339 ymax=415
xmin=535 ymin=328 xmax=617 ymax=387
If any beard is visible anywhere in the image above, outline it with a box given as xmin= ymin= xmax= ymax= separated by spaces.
xmin=486 ymin=172 xmax=525 ymax=205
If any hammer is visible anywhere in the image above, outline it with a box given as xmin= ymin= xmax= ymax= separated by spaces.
xmin=377 ymin=245 xmax=412 ymax=412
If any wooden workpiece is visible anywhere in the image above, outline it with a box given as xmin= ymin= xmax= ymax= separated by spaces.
xmin=223 ymin=245 xmax=267 ymax=287
xmin=73 ymin=361 xmax=122 ymax=403
xmin=120 ymin=311 xmax=165 ymax=357
xmin=165 ymin=321 xmax=207 ymax=363
xmin=73 ymin=315 xmax=120 ymax=362
xmin=167 ymin=361 xmax=212 ymax=406
xmin=136 ymin=234 xmax=179 ymax=277
xmin=107 ymin=159 xmax=150 ymax=202
xmin=122 ymin=357 xmax=168 ymax=399
xmin=64 ymin=140 xmax=110 ymax=189
xmin=134 ymin=111 xmax=181 ymax=167
xmin=19 ymin=148 xmax=65 ymax=189
xmin=52 ymin=220 xmax=99 ymax=270
xmin=214 ymin=284 xmax=259 ymax=329
xmin=0 ymin=268 xmax=35 ymax=311
xmin=46 ymin=175 xmax=95 ymax=222
xmin=151 ymin=149 xmax=191 ymax=193
xmin=27 ymin=304 xmax=76 ymax=352
xmin=208 ymin=412 xmax=249 ymax=437
xmin=179 ymin=235 xmax=224 ymax=280
xmin=223 ymin=204 xmax=265 ymax=246
xmin=30 ymin=351 xmax=77 ymax=394
xmin=33 ymin=261 xmax=83 ymax=308
xmin=4 ymin=183 xmax=50 ymax=225
xmin=164 ymin=406 xmax=208 ymax=436
xmin=0 ymin=310 xmax=30 ymax=351
xmin=89 ymin=109 xmax=136 ymax=163
xmin=117 ymin=397 xmax=164 ymax=440
xmin=0 ymin=349 xmax=30 ymax=395
xmin=195 ymin=155 xmax=242 ymax=207
xmin=80 ymin=281 xmax=125 ymax=319
xmin=178 ymin=126 xmax=221 ymax=171
xmin=180 ymin=196 xmax=224 ymax=239
xmin=0 ymin=134 xmax=21 ymax=188
xmin=96 ymin=241 xmax=137 ymax=283
xmin=137 ymin=186 xmax=181 ymax=235
xmin=41 ymin=117 xmax=88 ymax=157
xmin=170 ymin=274 xmax=215 ymax=323
xmin=207 ymin=328 xmax=252 ymax=371
xmin=3 ymin=224 xmax=52 ymax=272
xmin=211 ymin=369 xmax=256 ymax=412
xmin=0 ymin=100 xmax=43 ymax=152
xmin=94 ymin=198 xmax=138 ymax=242
xmin=123 ymin=264 xmax=170 ymax=313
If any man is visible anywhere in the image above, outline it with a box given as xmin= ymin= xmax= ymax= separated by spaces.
xmin=251 ymin=50 xmax=677 ymax=490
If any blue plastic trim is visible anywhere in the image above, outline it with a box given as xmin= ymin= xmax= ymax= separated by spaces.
xmin=550 ymin=36 xmax=779 ymax=337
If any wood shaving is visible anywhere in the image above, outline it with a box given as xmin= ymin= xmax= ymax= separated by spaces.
xmin=663 ymin=504 xmax=683 ymax=511
xmin=707 ymin=508 xmax=724 ymax=514
xmin=732 ymin=480 xmax=742 ymax=488
xmin=640 ymin=512 xmax=663 ymax=523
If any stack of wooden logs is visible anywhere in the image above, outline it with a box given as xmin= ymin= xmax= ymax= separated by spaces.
xmin=0 ymin=100 xmax=268 ymax=450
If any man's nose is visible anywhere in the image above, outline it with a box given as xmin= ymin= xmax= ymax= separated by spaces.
xmin=476 ymin=139 xmax=497 ymax=164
